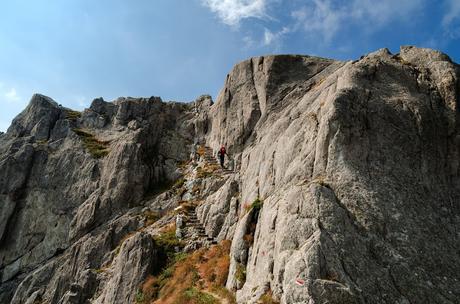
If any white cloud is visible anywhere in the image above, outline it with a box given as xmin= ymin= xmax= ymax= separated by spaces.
xmin=202 ymin=0 xmax=269 ymax=26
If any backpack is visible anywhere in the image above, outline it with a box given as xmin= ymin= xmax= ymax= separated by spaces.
xmin=219 ymin=147 xmax=226 ymax=156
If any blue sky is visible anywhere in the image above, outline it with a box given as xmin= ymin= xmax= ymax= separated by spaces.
xmin=1 ymin=0 xmax=459 ymax=131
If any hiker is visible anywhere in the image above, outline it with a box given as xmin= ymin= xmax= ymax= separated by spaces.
xmin=217 ymin=144 xmax=227 ymax=168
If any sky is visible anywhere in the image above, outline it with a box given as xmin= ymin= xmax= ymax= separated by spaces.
xmin=0 ymin=0 xmax=459 ymax=132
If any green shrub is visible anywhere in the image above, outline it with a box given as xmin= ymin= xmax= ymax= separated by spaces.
xmin=251 ymin=197 xmax=263 ymax=212
xmin=135 ymin=289 xmax=145 ymax=304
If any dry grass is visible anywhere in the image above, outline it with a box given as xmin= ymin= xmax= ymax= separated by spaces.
xmin=180 ymin=200 xmax=202 ymax=214
xmin=392 ymin=54 xmax=413 ymax=67
xmin=210 ymin=286 xmax=237 ymax=304
xmin=65 ymin=110 xmax=82 ymax=121
xmin=197 ymin=146 xmax=206 ymax=157
xmin=311 ymin=175 xmax=330 ymax=188
xmin=140 ymin=240 xmax=233 ymax=304
xmin=144 ymin=210 xmax=160 ymax=227
xmin=72 ymin=128 xmax=110 ymax=158
xmin=235 ymin=263 xmax=246 ymax=285
xmin=258 ymin=290 xmax=280 ymax=304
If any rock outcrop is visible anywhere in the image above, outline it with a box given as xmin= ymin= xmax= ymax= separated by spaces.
xmin=0 ymin=46 xmax=459 ymax=304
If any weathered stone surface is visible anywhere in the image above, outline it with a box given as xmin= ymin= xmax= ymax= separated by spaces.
xmin=212 ymin=47 xmax=460 ymax=303
xmin=1 ymin=46 xmax=459 ymax=304
xmin=196 ymin=177 xmax=239 ymax=240
xmin=0 ymin=95 xmax=195 ymax=302
xmin=93 ymin=232 xmax=156 ymax=304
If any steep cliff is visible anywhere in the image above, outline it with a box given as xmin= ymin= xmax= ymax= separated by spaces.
xmin=0 ymin=46 xmax=459 ymax=304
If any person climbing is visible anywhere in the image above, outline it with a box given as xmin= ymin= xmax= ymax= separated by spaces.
xmin=217 ymin=144 xmax=227 ymax=168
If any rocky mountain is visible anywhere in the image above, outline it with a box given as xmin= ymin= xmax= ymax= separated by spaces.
xmin=0 ymin=46 xmax=459 ymax=304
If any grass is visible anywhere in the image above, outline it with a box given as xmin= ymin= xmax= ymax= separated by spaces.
xmin=196 ymin=166 xmax=214 ymax=179
xmin=173 ymin=178 xmax=185 ymax=189
xmin=197 ymin=146 xmax=206 ymax=157
xmin=139 ymin=240 xmax=233 ymax=304
xmin=65 ymin=110 xmax=82 ymax=121
xmin=143 ymin=210 xmax=160 ymax=227
xmin=178 ymin=287 xmax=218 ymax=304
xmin=235 ymin=263 xmax=246 ymax=285
xmin=179 ymin=200 xmax=202 ymax=214
xmin=244 ymin=197 xmax=263 ymax=213
xmin=259 ymin=290 xmax=280 ymax=304
xmin=311 ymin=175 xmax=330 ymax=188
xmin=72 ymin=128 xmax=110 ymax=158
xmin=393 ymin=54 xmax=413 ymax=66
xmin=210 ymin=286 xmax=237 ymax=304
xmin=153 ymin=225 xmax=184 ymax=264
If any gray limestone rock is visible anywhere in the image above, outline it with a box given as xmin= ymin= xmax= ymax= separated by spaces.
xmin=1 ymin=46 xmax=460 ymax=304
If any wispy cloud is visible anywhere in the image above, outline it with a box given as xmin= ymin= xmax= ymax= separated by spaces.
xmin=5 ymin=88 xmax=20 ymax=103
xmin=73 ymin=95 xmax=88 ymax=109
xmin=263 ymin=26 xmax=290 ymax=47
xmin=443 ymin=0 xmax=460 ymax=27
xmin=201 ymin=0 xmax=269 ymax=26
xmin=204 ymin=0 xmax=428 ymax=48
xmin=291 ymin=0 xmax=425 ymax=42
xmin=291 ymin=0 xmax=343 ymax=42
xmin=442 ymin=0 xmax=460 ymax=39
xmin=0 ymin=83 xmax=21 ymax=104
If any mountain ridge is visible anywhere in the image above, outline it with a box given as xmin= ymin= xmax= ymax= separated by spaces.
xmin=0 ymin=45 xmax=459 ymax=303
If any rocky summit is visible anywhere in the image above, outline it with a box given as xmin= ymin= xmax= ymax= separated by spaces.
xmin=0 ymin=46 xmax=459 ymax=304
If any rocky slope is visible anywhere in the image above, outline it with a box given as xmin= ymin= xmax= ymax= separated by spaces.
xmin=1 ymin=46 xmax=460 ymax=304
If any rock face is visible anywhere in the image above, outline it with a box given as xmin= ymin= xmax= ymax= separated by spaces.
xmin=1 ymin=46 xmax=460 ymax=304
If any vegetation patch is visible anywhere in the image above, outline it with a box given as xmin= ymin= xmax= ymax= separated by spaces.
xmin=392 ymin=54 xmax=413 ymax=66
xmin=143 ymin=210 xmax=160 ymax=227
xmin=259 ymin=290 xmax=280 ymax=304
xmin=244 ymin=197 xmax=263 ymax=213
xmin=179 ymin=200 xmax=202 ymax=214
xmin=178 ymin=287 xmax=218 ymax=304
xmin=65 ymin=109 xmax=82 ymax=121
xmin=196 ymin=166 xmax=216 ymax=179
xmin=153 ymin=224 xmax=184 ymax=265
xmin=139 ymin=240 xmax=233 ymax=304
xmin=243 ymin=197 xmax=263 ymax=246
xmin=235 ymin=263 xmax=247 ymax=285
xmin=197 ymin=146 xmax=206 ymax=157
xmin=72 ymin=128 xmax=110 ymax=158
xmin=210 ymin=286 xmax=237 ymax=304
xmin=311 ymin=175 xmax=330 ymax=188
